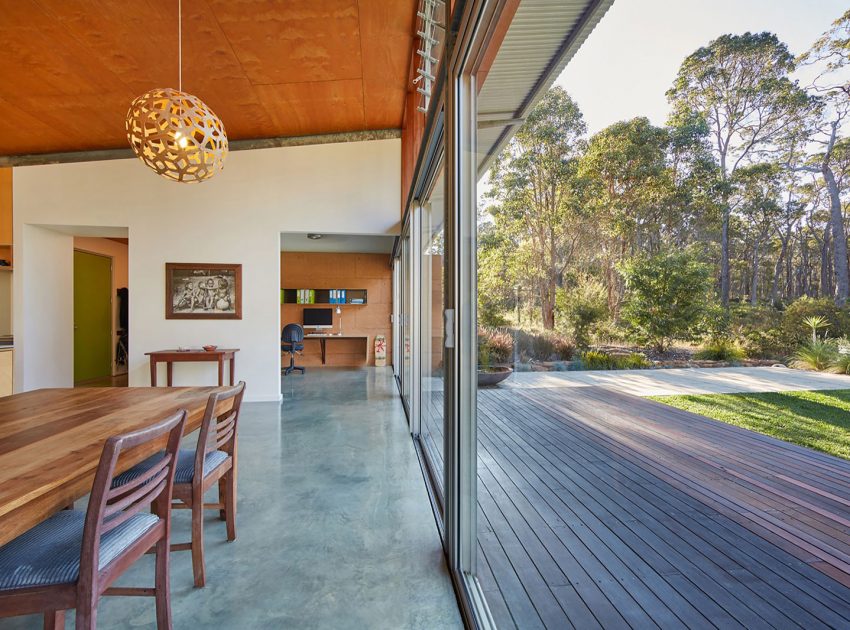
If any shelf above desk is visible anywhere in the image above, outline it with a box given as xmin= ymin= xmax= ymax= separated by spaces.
xmin=281 ymin=288 xmax=367 ymax=305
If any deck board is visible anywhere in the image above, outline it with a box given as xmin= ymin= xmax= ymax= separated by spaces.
xmin=445 ymin=386 xmax=850 ymax=629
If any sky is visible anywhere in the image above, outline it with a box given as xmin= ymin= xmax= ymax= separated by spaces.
xmin=556 ymin=0 xmax=848 ymax=135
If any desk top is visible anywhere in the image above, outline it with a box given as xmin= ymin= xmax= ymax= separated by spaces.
xmin=0 ymin=386 xmax=227 ymax=546
xmin=146 ymin=348 xmax=239 ymax=357
xmin=304 ymin=334 xmax=368 ymax=339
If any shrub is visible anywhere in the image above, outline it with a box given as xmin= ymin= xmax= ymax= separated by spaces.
xmin=511 ymin=329 xmax=574 ymax=362
xmin=479 ymin=298 xmax=509 ymax=328
xmin=552 ymin=335 xmax=576 ymax=361
xmin=619 ymin=353 xmax=652 ymax=369
xmin=694 ymin=337 xmax=746 ymax=362
xmin=478 ymin=328 xmax=513 ymax=367
xmin=619 ymin=249 xmax=716 ymax=352
xmin=579 ymin=350 xmax=650 ymax=370
xmin=782 ymin=298 xmax=850 ymax=345
xmin=828 ymin=353 xmax=850 ymax=375
xmin=556 ymin=276 xmax=609 ymax=349
xmin=739 ymin=328 xmax=787 ymax=360
xmin=580 ymin=350 xmax=613 ymax=369
xmin=789 ymin=339 xmax=837 ymax=371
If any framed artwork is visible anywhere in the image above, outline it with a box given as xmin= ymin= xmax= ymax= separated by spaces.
xmin=166 ymin=263 xmax=242 ymax=320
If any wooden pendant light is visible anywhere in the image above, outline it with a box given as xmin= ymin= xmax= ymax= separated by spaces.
xmin=125 ymin=0 xmax=227 ymax=183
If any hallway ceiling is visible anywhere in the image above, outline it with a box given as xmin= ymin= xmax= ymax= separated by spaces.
xmin=0 ymin=0 xmax=416 ymax=156
xmin=280 ymin=232 xmax=395 ymax=254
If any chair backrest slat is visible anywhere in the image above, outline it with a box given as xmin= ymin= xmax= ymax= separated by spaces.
xmin=212 ymin=411 xmax=238 ymax=451
xmin=102 ymin=454 xmax=173 ymax=527
xmin=194 ymin=382 xmax=246 ymax=484
xmin=79 ymin=409 xmax=186 ymax=584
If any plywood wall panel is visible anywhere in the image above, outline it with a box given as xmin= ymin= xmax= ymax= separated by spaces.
xmin=280 ymin=251 xmax=392 ymax=368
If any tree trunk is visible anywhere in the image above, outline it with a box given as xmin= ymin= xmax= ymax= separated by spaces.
xmin=720 ymin=208 xmax=730 ymax=307
xmin=541 ymin=275 xmax=556 ymax=330
xmin=821 ymin=226 xmax=831 ymax=299
xmin=750 ymin=240 xmax=760 ymax=306
xmin=770 ymin=237 xmax=785 ymax=306
xmin=824 ymin=164 xmax=849 ymax=305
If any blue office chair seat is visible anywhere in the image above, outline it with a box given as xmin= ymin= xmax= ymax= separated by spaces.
xmin=0 ymin=510 xmax=158 ymax=590
xmin=281 ymin=323 xmax=306 ymax=375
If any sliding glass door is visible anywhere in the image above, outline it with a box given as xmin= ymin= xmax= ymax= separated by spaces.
xmin=400 ymin=231 xmax=413 ymax=414
xmin=419 ymin=169 xmax=446 ymax=500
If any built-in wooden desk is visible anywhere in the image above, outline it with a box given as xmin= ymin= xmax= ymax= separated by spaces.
xmin=304 ymin=334 xmax=368 ymax=365
xmin=146 ymin=348 xmax=239 ymax=386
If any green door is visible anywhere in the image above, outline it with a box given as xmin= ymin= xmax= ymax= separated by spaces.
xmin=74 ymin=250 xmax=112 ymax=383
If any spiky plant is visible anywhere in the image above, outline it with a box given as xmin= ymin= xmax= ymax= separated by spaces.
xmin=802 ymin=315 xmax=830 ymax=344
xmin=789 ymin=339 xmax=837 ymax=371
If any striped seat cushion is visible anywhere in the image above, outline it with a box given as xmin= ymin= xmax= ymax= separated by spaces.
xmin=112 ymin=449 xmax=228 ymax=488
xmin=0 ymin=510 xmax=159 ymax=590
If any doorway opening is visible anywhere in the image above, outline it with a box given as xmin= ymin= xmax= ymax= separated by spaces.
xmin=74 ymin=236 xmax=129 ymax=387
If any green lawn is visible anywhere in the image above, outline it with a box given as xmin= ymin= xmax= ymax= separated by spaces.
xmin=649 ymin=389 xmax=850 ymax=460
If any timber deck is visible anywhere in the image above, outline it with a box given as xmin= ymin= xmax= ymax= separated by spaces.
xmin=433 ymin=386 xmax=850 ymax=629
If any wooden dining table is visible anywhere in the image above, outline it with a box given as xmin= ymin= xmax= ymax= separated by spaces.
xmin=0 ymin=386 xmax=231 ymax=547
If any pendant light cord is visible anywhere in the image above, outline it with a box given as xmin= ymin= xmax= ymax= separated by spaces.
xmin=178 ymin=0 xmax=182 ymax=91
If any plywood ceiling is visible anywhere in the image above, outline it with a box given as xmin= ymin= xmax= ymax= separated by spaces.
xmin=0 ymin=0 xmax=416 ymax=156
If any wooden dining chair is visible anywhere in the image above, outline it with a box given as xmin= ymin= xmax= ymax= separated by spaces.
xmin=112 ymin=381 xmax=245 ymax=588
xmin=0 ymin=409 xmax=187 ymax=630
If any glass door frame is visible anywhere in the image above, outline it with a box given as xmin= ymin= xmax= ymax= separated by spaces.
xmin=444 ymin=0 xmax=511 ymax=627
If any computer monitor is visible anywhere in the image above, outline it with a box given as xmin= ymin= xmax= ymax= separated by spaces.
xmin=303 ymin=308 xmax=333 ymax=329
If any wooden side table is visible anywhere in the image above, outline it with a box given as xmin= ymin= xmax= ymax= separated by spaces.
xmin=146 ymin=349 xmax=239 ymax=387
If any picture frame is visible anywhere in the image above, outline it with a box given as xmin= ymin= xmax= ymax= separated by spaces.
xmin=165 ymin=263 xmax=242 ymax=320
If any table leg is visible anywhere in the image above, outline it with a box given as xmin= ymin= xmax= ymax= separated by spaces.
xmin=229 ymin=357 xmax=235 ymax=386
xmin=150 ymin=358 xmax=157 ymax=387
xmin=321 ymin=338 xmax=326 ymax=365
xmin=218 ymin=358 xmax=224 ymax=386
xmin=166 ymin=362 xmax=173 ymax=387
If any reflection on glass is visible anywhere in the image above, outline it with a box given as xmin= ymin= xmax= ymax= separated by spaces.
xmin=401 ymin=234 xmax=412 ymax=410
xmin=420 ymin=173 xmax=445 ymax=498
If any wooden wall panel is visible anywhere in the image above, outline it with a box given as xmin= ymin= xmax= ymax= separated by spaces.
xmin=0 ymin=0 xmax=417 ymax=155
xmin=280 ymin=252 xmax=392 ymax=368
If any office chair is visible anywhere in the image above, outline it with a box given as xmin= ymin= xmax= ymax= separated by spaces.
xmin=281 ymin=323 xmax=306 ymax=375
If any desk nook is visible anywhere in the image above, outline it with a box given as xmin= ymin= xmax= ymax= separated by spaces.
xmin=280 ymin=251 xmax=392 ymax=369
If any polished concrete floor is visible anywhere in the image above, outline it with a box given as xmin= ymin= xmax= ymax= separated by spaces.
xmin=2 ymin=368 xmax=461 ymax=629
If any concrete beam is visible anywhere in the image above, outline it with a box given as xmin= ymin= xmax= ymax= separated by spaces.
xmin=0 ymin=128 xmax=402 ymax=167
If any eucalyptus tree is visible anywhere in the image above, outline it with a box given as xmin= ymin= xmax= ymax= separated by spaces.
xmin=667 ymin=32 xmax=811 ymax=307
xmin=486 ymin=87 xmax=587 ymax=329
xmin=731 ymin=163 xmax=783 ymax=304
xmin=578 ymin=117 xmax=678 ymax=314
xmin=796 ymin=10 xmax=850 ymax=304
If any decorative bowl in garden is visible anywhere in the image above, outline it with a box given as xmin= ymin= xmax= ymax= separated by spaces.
xmin=477 ymin=366 xmax=513 ymax=387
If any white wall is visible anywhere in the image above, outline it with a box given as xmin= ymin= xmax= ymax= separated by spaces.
xmin=13 ymin=139 xmax=400 ymax=401
xmin=15 ymin=225 xmax=74 ymax=389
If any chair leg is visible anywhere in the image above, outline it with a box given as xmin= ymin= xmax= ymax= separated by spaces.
xmin=75 ymin=599 xmax=96 ymax=630
xmin=218 ymin=479 xmax=227 ymax=521
xmin=224 ymin=471 xmax=237 ymax=542
xmin=154 ymin=537 xmax=172 ymax=629
xmin=190 ymin=499 xmax=206 ymax=588
xmin=43 ymin=610 xmax=65 ymax=630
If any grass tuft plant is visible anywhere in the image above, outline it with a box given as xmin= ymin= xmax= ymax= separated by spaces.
xmin=694 ymin=337 xmax=746 ymax=362
xmin=789 ymin=339 xmax=837 ymax=371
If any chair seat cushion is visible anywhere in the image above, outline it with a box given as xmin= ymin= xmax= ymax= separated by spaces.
xmin=0 ymin=510 xmax=159 ymax=590
xmin=112 ymin=449 xmax=229 ymax=488
xmin=281 ymin=342 xmax=303 ymax=352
